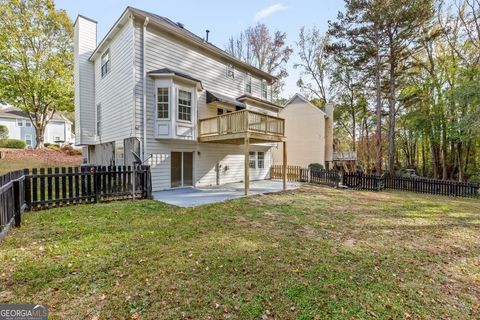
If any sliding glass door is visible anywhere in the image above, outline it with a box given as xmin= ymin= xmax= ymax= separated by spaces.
xmin=171 ymin=152 xmax=193 ymax=188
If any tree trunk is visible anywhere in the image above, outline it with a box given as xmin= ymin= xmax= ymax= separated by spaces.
xmin=457 ymin=141 xmax=464 ymax=182
xmin=374 ymin=36 xmax=382 ymax=176
xmin=34 ymin=123 xmax=45 ymax=149
xmin=388 ymin=58 xmax=396 ymax=174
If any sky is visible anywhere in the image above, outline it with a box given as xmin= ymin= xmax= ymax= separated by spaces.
xmin=56 ymin=0 xmax=345 ymax=99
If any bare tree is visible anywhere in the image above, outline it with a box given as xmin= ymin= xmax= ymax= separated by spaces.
xmin=294 ymin=26 xmax=331 ymax=103
xmin=226 ymin=23 xmax=293 ymax=96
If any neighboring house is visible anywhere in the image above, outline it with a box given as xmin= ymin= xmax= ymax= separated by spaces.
xmin=0 ymin=107 xmax=74 ymax=148
xmin=74 ymin=7 xmax=287 ymax=193
xmin=272 ymin=94 xmax=334 ymax=168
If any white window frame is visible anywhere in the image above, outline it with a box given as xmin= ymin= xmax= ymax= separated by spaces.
xmin=176 ymin=87 xmax=194 ymax=123
xmin=244 ymin=73 xmax=252 ymax=94
xmin=226 ymin=64 xmax=235 ymax=79
xmin=25 ymin=120 xmax=31 ymax=127
xmin=257 ymin=151 xmax=265 ymax=169
xmin=25 ymin=134 xmax=32 ymax=147
xmin=156 ymin=87 xmax=170 ymax=120
xmin=261 ymin=80 xmax=268 ymax=100
xmin=16 ymin=119 xmax=24 ymax=127
xmin=101 ymin=49 xmax=110 ymax=78
xmin=249 ymin=151 xmax=256 ymax=169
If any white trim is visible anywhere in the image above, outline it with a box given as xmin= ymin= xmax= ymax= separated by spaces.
xmin=155 ymin=87 xmax=171 ymax=120
xmin=176 ymin=87 xmax=194 ymax=124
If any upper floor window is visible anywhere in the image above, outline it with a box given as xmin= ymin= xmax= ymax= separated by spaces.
xmin=96 ymin=104 xmax=101 ymax=136
xmin=101 ymin=50 xmax=110 ymax=78
xmin=245 ymin=73 xmax=252 ymax=94
xmin=261 ymin=81 xmax=268 ymax=99
xmin=16 ymin=119 xmax=24 ymax=127
xmin=157 ymin=88 xmax=169 ymax=119
xmin=25 ymin=121 xmax=31 ymax=127
xmin=226 ymin=64 xmax=234 ymax=79
xmin=178 ymin=89 xmax=192 ymax=122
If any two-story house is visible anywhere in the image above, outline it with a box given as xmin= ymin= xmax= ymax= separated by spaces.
xmin=74 ymin=7 xmax=287 ymax=193
xmin=0 ymin=107 xmax=74 ymax=148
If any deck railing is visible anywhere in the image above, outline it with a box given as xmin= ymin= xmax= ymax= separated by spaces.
xmin=199 ymin=109 xmax=285 ymax=138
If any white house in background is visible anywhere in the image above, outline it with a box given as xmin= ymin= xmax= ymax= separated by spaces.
xmin=74 ymin=7 xmax=290 ymax=193
xmin=272 ymin=94 xmax=334 ymax=168
xmin=0 ymin=107 xmax=74 ymax=148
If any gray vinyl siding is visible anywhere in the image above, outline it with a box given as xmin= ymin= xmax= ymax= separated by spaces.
xmin=137 ymin=23 xmax=276 ymax=190
xmin=93 ymin=17 xmax=136 ymax=144
xmin=74 ymin=17 xmax=97 ymax=145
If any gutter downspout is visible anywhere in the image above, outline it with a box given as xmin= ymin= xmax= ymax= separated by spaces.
xmin=142 ymin=17 xmax=149 ymax=162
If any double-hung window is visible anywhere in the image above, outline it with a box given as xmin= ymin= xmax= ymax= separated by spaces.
xmin=249 ymin=151 xmax=265 ymax=169
xmin=177 ymin=89 xmax=192 ymax=122
xmin=249 ymin=152 xmax=256 ymax=169
xmin=257 ymin=152 xmax=265 ymax=168
xmin=101 ymin=50 xmax=110 ymax=77
xmin=25 ymin=134 xmax=32 ymax=147
xmin=17 ymin=119 xmax=24 ymax=127
xmin=157 ymin=88 xmax=169 ymax=119
xmin=261 ymin=81 xmax=268 ymax=99
xmin=245 ymin=73 xmax=252 ymax=94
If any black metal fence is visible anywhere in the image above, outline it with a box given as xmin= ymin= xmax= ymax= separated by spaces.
xmin=270 ymin=165 xmax=340 ymax=187
xmin=343 ymin=172 xmax=480 ymax=198
xmin=0 ymin=165 xmax=152 ymax=239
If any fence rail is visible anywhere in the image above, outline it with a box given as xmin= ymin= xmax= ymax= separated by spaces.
xmin=343 ymin=173 xmax=480 ymax=198
xmin=0 ymin=165 xmax=152 ymax=239
xmin=270 ymin=165 xmax=340 ymax=187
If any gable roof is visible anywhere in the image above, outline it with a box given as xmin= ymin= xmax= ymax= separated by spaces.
xmin=283 ymin=93 xmax=327 ymax=117
xmin=87 ymin=6 xmax=277 ymax=83
xmin=0 ymin=107 xmax=71 ymax=123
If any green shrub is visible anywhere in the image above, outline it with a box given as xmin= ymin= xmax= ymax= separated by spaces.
xmin=44 ymin=142 xmax=51 ymax=147
xmin=0 ymin=125 xmax=8 ymax=139
xmin=61 ymin=145 xmax=82 ymax=156
xmin=0 ymin=138 xmax=27 ymax=149
xmin=308 ymin=163 xmax=324 ymax=171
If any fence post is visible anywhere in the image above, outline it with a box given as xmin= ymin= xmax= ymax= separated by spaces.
xmin=23 ymin=168 xmax=30 ymax=210
xmin=13 ymin=179 xmax=21 ymax=227
xmin=94 ymin=166 xmax=100 ymax=203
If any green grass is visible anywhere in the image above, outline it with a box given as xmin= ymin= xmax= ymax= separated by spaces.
xmin=1 ymin=185 xmax=479 ymax=319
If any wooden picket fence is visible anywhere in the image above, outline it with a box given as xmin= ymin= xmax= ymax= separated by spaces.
xmin=270 ymin=165 xmax=340 ymax=187
xmin=0 ymin=165 xmax=152 ymax=239
xmin=343 ymin=172 xmax=480 ymax=198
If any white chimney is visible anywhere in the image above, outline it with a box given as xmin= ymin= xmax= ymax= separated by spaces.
xmin=74 ymin=15 xmax=97 ymax=145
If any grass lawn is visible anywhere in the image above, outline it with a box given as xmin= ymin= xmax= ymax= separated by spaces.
xmin=1 ymin=185 xmax=479 ymax=319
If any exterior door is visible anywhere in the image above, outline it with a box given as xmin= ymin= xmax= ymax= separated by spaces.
xmin=171 ymin=152 xmax=193 ymax=188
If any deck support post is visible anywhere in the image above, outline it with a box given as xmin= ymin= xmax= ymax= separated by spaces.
xmin=244 ymin=135 xmax=250 ymax=195
xmin=283 ymin=140 xmax=287 ymax=191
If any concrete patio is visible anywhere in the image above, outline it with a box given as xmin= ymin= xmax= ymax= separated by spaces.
xmin=152 ymin=180 xmax=302 ymax=207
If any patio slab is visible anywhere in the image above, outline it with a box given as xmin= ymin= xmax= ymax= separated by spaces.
xmin=152 ymin=180 xmax=301 ymax=207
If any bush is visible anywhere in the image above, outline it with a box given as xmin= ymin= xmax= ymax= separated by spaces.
xmin=0 ymin=125 xmax=8 ymax=139
xmin=60 ymin=145 xmax=82 ymax=156
xmin=308 ymin=163 xmax=324 ymax=171
xmin=0 ymin=138 xmax=26 ymax=149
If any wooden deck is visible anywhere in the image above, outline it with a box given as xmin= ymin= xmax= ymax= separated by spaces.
xmin=198 ymin=109 xmax=285 ymax=144
xmin=198 ymin=109 xmax=287 ymax=195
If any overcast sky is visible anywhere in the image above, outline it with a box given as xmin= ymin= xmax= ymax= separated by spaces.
xmin=56 ymin=0 xmax=345 ymax=99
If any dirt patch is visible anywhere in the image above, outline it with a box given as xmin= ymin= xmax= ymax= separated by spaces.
xmin=1 ymin=148 xmax=82 ymax=167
